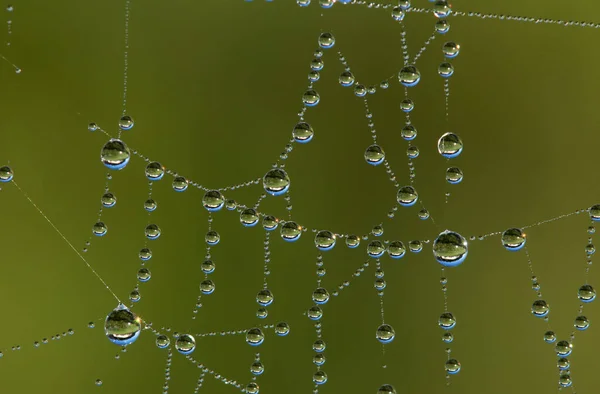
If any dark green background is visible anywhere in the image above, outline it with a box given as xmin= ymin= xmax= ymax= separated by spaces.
xmin=1 ymin=0 xmax=600 ymax=393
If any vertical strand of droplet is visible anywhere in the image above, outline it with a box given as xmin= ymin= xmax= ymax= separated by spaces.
xmin=438 ymin=265 xmax=460 ymax=384
xmin=311 ymin=254 xmax=327 ymax=391
xmin=86 ymin=173 xmax=113 ymax=254
xmin=192 ymin=214 xmax=214 ymax=321
xmin=5 ymin=4 xmax=12 ymax=47
xmin=256 ymin=231 xmax=272 ymax=320
xmin=246 ymin=353 xmax=261 ymax=394
xmin=119 ymin=0 xmax=131 ymax=141
xmin=161 ymin=347 xmax=172 ymax=394
xmin=375 ymin=259 xmax=388 ymax=368
xmin=193 ymin=371 xmax=206 ymax=394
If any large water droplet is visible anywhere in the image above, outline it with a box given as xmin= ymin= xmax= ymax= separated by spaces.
xmin=263 ymin=169 xmax=290 ymax=196
xmin=101 ymin=139 xmax=131 ymax=170
xmin=104 ymin=304 xmax=141 ymax=346
xmin=433 ymin=230 xmax=468 ymax=267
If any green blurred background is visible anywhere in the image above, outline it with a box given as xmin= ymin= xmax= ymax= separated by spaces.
xmin=1 ymin=0 xmax=600 ymax=393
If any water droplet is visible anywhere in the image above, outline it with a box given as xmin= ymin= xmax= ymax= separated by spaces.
xmin=101 ymin=192 xmax=116 ymax=208
xmin=246 ymin=328 xmax=265 ymax=346
xmin=559 ymin=373 xmax=572 ymax=388
xmin=313 ymin=371 xmax=328 ymax=385
xmin=378 ymin=384 xmax=397 ymax=394
xmin=139 ymin=248 xmax=152 ymax=261
xmin=313 ymin=339 xmax=326 ymax=352
xmin=145 ymin=162 xmax=164 ymax=181
xmin=172 ymin=176 xmax=188 ymax=192
xmin=543 ymin=330 xmax=556 ymax=344
xmin=376 ymin=324 xmax=395 ymax=344
xmin=104 ymin=304 xmax=141 ymax=346
xmin=418 ymin=208 xmax=430 ymax=220
xmin=446 ymin=167 xmax=463 ymax=184
xmin=433 ymin=0 xmax=451 ymax=18
xmin=590 ymin=204 xmax=600 ymax=221
xmin=397 ymin=185 xmax=418 ymax=207
xmin=578 ymin=284 xmax=596 ymax=303
xmin=391 ymin=7 xmax=405 ymax=21
xmin=256 ymin=289 xmax=274 ymax=306
xmin=92 ymin=222 xmax=107 ymax=237
xmin=263 ymin=169 xmax=290 ymax=196
xmin=313 ymin=353 xmax=326 ymax=366
xmin=250 ymin=361 xmax=265 ymax=375
xmin=442 ymin=332 xmax=454 ymax=343
xmin=88 ymin=122 xmax=98 ymax=132
xmin=101 ymin=139 xmax=131 ymax=170
xmin=315 ymin=230 xmax=336 ymax=251
xmin=435 ymin=19 xmax=450 ymax=33
xmin=175 ymin=334 xmax=196 ymax=355
xmin=445 ymin=358 xmax=461 ymax=374
xmin=438 ymin=312 xmax=456 ymax=329
xmin=118 ymin=115 xmax=134 ymax=130
xmin=95 ymin=379 xmax=103 ymax=387
xmin=292 ymin=122 xmax=314 ymax=143
xmin=145 ymin=224 xmax=161 ymax=240
xmin=307 ymin=306 xmax=323 ymax=320
xmin=531 ymin=300 xmax=549 ymax=318
xmin=339 ymin=71 xmax=355 ymax=87
xmin=365 ymin=144 xmax=385 ymax=166
xmin=433 ymin=230 xmax=468 ymax=267
xmin=575 ymin=315 xmax=590 ymax=331
xmin=225 ymin=199 xmax=237 ymax=211
xmin=557 ymin=357 xmax=570 ymax=370
xmin=156 ymin=335 xmax=170 ymax=349
xmin=144 ymin=199 xmax=157 ymax=212
xmin=205 ymin=230 xmax=220 ymax=245
xmin=438 ymin=62 xmax=454 ymax=78
xmin=501 ymin=228 xmax=526 ymax=251
xmin=201 ymin=259 xmax=215 ymax=274
xmin=302 ymin=89 xmax=320 ymax=106
xmin=367 ymin=240 xmax=385 ymax=258
xmin=200 ymin=279 xmax=215 ymax=295
xmin=387 ymin=241 xmax=406 ymax=259
xmin=398 ymin=65 xmax=421 ymax=87
xmin=137 ymin=268 xmax=151 ymax=282
xmin=346 ymin=235 xmax=361 ymax=248
xmin=437 ymin=132 xmax=463 ymax=159
xmin=246 ymin=382 xmax=260 ymax=394
xmin=555 ymin=340 xmax=573 ymax=357
xmin=312 ymin=288 xmax=330 ymax=304
xmin=275 ymin=322 xmax=290 ymax=336
xmin=443 ymin=41 xmax=460 ymax=58
xmin=202 ymin=190 xmax=225 ymax=212
xmin=401 ymin=125 xmax=417 ymax=141
xmin=318 ymin=32 xmax=335 ymax=49
xmin=129 ymin=290 xmax=140 ymax=302
xmin=240 ymin=208 xmax=259 ymax=227
xmin=281 ymin=221 xmax=302 ymax=242
xmin=400 ymin=98 xmax=414 ymax=113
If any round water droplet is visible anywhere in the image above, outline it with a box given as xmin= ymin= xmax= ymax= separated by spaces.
xmin=92 ymin=222 xmax=107 ymax=237
xmin=378 ymin=384 xmax=397 ymax=394
xmin=104 ymin=304 xmax=141 ymax=346
xmin=387 ymin=241 xmax=406 ymax=259
xmin=376 ymin=324 xmax=395 ymax=344
xmin=313 ymin=371 xmax=328 ymax=385
xmin=246 ymin=382 xmax=260 ymax=394
xmin=555 ymin=340 xmax=573 ymax=357
xmin=354 ymin=84 xmax=367 ymax=97
xmin=88 ymin=123 xmax=98 ymax=132
xmin=437 ymin=132 xmax=463 ymax=158
xmin=145 ymin=162 xmax=164 ymax=181
xmin=590 ymin=204 xmax=600 ymax=221
xmin=240 ymin=208 xmax=259 ymax=227
xmin=101 ymin=139 xmax=131 ymax=170
xmin=531 ymin=300 xmax=549 ymax=318
xmin=201 ymin=259 xmax=215 ymax=274
xmin=101 ymin=192 xmax=116 ymax=208
xmin=433 ymin=230 xmax=468 ymax=267
xmin=346 ymin=235 xmax=360 ymax=248
xmin=315 ymin=230 xmax=336 ymax=251
xmin=367 ymin=240 xmax=385 ymax=258
xmin=129 ymin=290 xmax=140 ymax=302
xmin=303 ymin=89 xmax=320 ymax=107
xmin=391 ymin=6 xmax=405 ymax=21
xmin=225 ymin=199 xmax=237 ymax=210
xmin=145 ymin=224 xmax=161 ymax=240
xmin=312 ymin=288 xmax=330 ymax=305
xmin=435 ymin=19 xmax=450 ymax=33
xmin=438 ymin=312 xmax=456 ymax=330
xmin=445 ymin=358 xmax=461 ymax=374
xmin=313 ymin=353 xmax=326 ymax=366
xmin=446 ymin=167 xmax=463 ymax=184
xmin=543 ymin=331 xmax=556 ymax=344
xmin=293 ymin=122 xmax=314 ymax=143
xmin=275 ymin=322 xmax=290 ymax=336
xmin=137 ymin=267 xmax=151 ymax=282
xmin=297 ymin=0 xmax=310 ymax=6
xmin=365 ymin=144 xmax=385 ymax=166
xmin=256 ymin=289 xmax=274 ymax=306
xmin=200 ymin=279 xmax=215 ymax=295
xmin=574 ymin=315 xmax=590 ymax=331
xmin=95 ymin=379 xmax=103 ymax=386
xmin=246 ymin=328 xmax=265 ymax=346
xmin=372 ymin=225 xmax=384 ymax=237
xmin=401 ymin=125 xmax=417 ymax=141
xmin=144 ymin=199 xmax=157 ymax=212
xmin=433 ymin=0 xmax=451 ymax=18
xmin=313 ymin=339 xmax=326 ymax=352
xmin=442 ymin=41 xmax=460 ymax=58
xmin=400 ymin=98 xmax=414 ymax=113
xmin=559 ymin=372 xmax=572 ymax=388
xmin=398 ymin=65 xmax=421 ymax=87
xmin=262 ymin=215 xmax=279 ymax=231
xmin=119 ymin=115 xmax=134 ymax=130
xmin=578 ymin=284 xmax=596 ymax=303
xmin=339 ymin=71 xmax=355 ymax=87
xmin=172 ymin=176 xmax=188 ymax=192
xmin=251 ymin=361 xmax=265 ymax=375
xmin=318 ymin=32 xmax=335 ymax=48
xmin=307 ymin=306 xmax=323 ymax=320
xmin=156 ymin=335 xmax=170 ymax=349
xmin=409 ymin=240 xmax=423 ymax=253
xmin=202 ymin=190 xmax=225 ymax=212
xmin=139 ymin=248 xmax=152 ymax=261
xmin=442 ymin=332 xmax=454 ymax=343
xmin=281 ymin=221 xmax=302 ymax=242
xmin=175 ymin=334 xmax=196 ymax=355
xmin=0 ymin=165 xmax=13 ymax=182
xmin=418 ymin=208 xmax=430 ymax=220
xmin=397 ymin=185 xmax=418 ymax=206
xmin=263 ymin=169 xmax=290 ymax=196
xmin=205 ymin=230 xmax=220 ymax=245
xmin=502 ymin=228 xmax=526 ymax=251
xmin=310 ymin=58 xmax=324 ymax=71
xmin=438 ymin=62 xmax=454 ymax=78
xmin=557 ymin=357 xmax=570 ymax=371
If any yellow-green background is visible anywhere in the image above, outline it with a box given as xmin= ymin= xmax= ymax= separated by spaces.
xmin=1 ymin=0 xmax=600 ymax=393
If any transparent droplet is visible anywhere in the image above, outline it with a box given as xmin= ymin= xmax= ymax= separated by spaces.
xmin=0 ymin=165 xmax=13 ymax=182
xmin=531 ymin=300 xmax=549 ymax=318
xmin=156 ymin=335 xmax=170 ymax=349
xmin=365 ymin=144 xmax=385 ymax=166
xmin=445 ymin=358 xmax=461 ymax=375
xmin=104 ymin=304 xmax=141 ymax=346
xmin=225 ymin=199 xmax=237 ymax=211
xmin=339 ymin=71 xmax=355 ymax=87
xmin=275 ymin=322 xmax=290 ymax=336
xmin=367 ymin=240 xmax=385 ymax=258
xmin=313 ymin=339 xmax=326 ymax=352
xmin=101 ymin=139 xmax=131 ymax=170
xmin=574 ymin=315 xmax=590 ymax=331
xmin=557 ymin=357 xmax=570 ymax=371
xmin=590 ymin=204 xmax=600 ymax=221
xmin=145 ymin=162 xmax=164 ymax=181
xmin=139 ymin=248 xmax=152 ymax=261
xmin=437 ymin=132 xmax=463 ymax=158
xmin=318 ymin=32 xmax=335 ymax=49
xmin=240 ymin=208 xmax=259 ymax=227
xmin=433 ymin=0 xmax=451 ymax=18
xmin=101 ymin=192 xmax=117 ymax=208
xmin=446 ymin=167 xmax=463 ymax=184
xmin=262 ymin=215 xmax=279 ymax=231
xmin=246 ymin=382 xmax=260 ymax=394
xmin=281 ymin=221 xmax=302 ymax=242
xmin=313 ymin=353 xmax=326 ymax=366
xmin=118 ymin=115 xmax=134 ymax=130
xmin=95 ymin=379 xmax=103 ymax=387
xmin=346 ymin=235 xmax=361 ymax=248
xmin=374 ymin=279 xmax=386 ymax=291
xmin=354 ymin=84 xmax=367 ymax=97
xmin=129 ymin=289 xmax=140 ymax=303
xmin=313 ymin=371 xmax=328 ymax=385
xmin=297 ymin=0 xmax=310 ymax=6
xmin=175 ymin=334 xmax=196 ymax=355
xmin=391 ymin=6 xmax=405 ymax=21
xmin=387 ymin=241 xmax=406 ymax=259
xmin=543 ymin=330 xmax=556 ymax=344
xmin=246 ymin=328 xmax=265 ymax=346
xmin=400 ymin=98 xmax=414 ymax=113
xmin=256 ymin=289 xmax=274 ymax=306
xmin=250 ymin=361 xmax=265 ymax=375
xmin=438 ymin=312 xmax=456 ymax=330
xmin=144 ymin=199 xmax=157 ymax=212
xmin=578 ymin=284 xmax=596 ymax=303
xmin=293 ymin=122 xmax=314 ymax=143
xmin=397 ymin=185 xmax=418 ymax=207
xmin=559 ymin=373 xmax=572 ymax=388
xmin=201 ymin=259 xmax=215 ymax=274
xmin=418 ymin=208 xmax=430 ymax=220
xmin=442 ymin=41 xmax=460 ymax=58
xmin=302 ymin=89 xmax=320 ymax=107
xmin=555 ymin=340 xmax=573 ymax=357
xmin=145 ymin=224 xmax=161 ymax=240
xmin=435 ymin=19 xmax=450 ymax=34
xmin=438 ymin=62 xmax=454 ymax=78
xmin=501 ymin=228 xmax=526 ymax=251
xmin=401 ymin=125 xmax=417 ymax=141
xmin=172 ymin=176 xmax=188 ymax=192
xmin=205 ymin=230 xmax=220 ymax=245
xmin=92 ymin=222 xmax=107 ymax=237
xmin=137 ymin=267 xmax=151 ymax=282
xmin=433 ymin=230 xmax=468 ymax=267
xmin=310 ymin=58 xmax=324 ymax=71
xmin=200 ymin=280 xmax=215 ymax=295
xmin=409 ymin=240 xmax=423 ymax=253
xmin=263 ymin=169 xmax=290 ymax=196
xmin=88 ymin=122 xmax=98 ymax=132
xmin=377 ymin=384 xmax=397 ymax=394
xmin=202 ymin=190 xmax=225 ymax=212
xmin=372 ymin=225 xmax=384 ymax=237
xmin=442 ymin=332 xmax=454 ymax=343
xmin=376 ymin=324 xmax=395 ymax=344
xmin=307 ymin=306 xmax=323 ymax=320
xmin=315 ymin=230 xmax=336 ymax=251
xmin=312 ymin=288 xmax=330 ymax=305
xmin=398 ymin=65 xmax=421 ymax=87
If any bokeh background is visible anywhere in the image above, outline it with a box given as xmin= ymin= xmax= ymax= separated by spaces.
xmin=1 ymin=0 xmax=600 ymax=393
